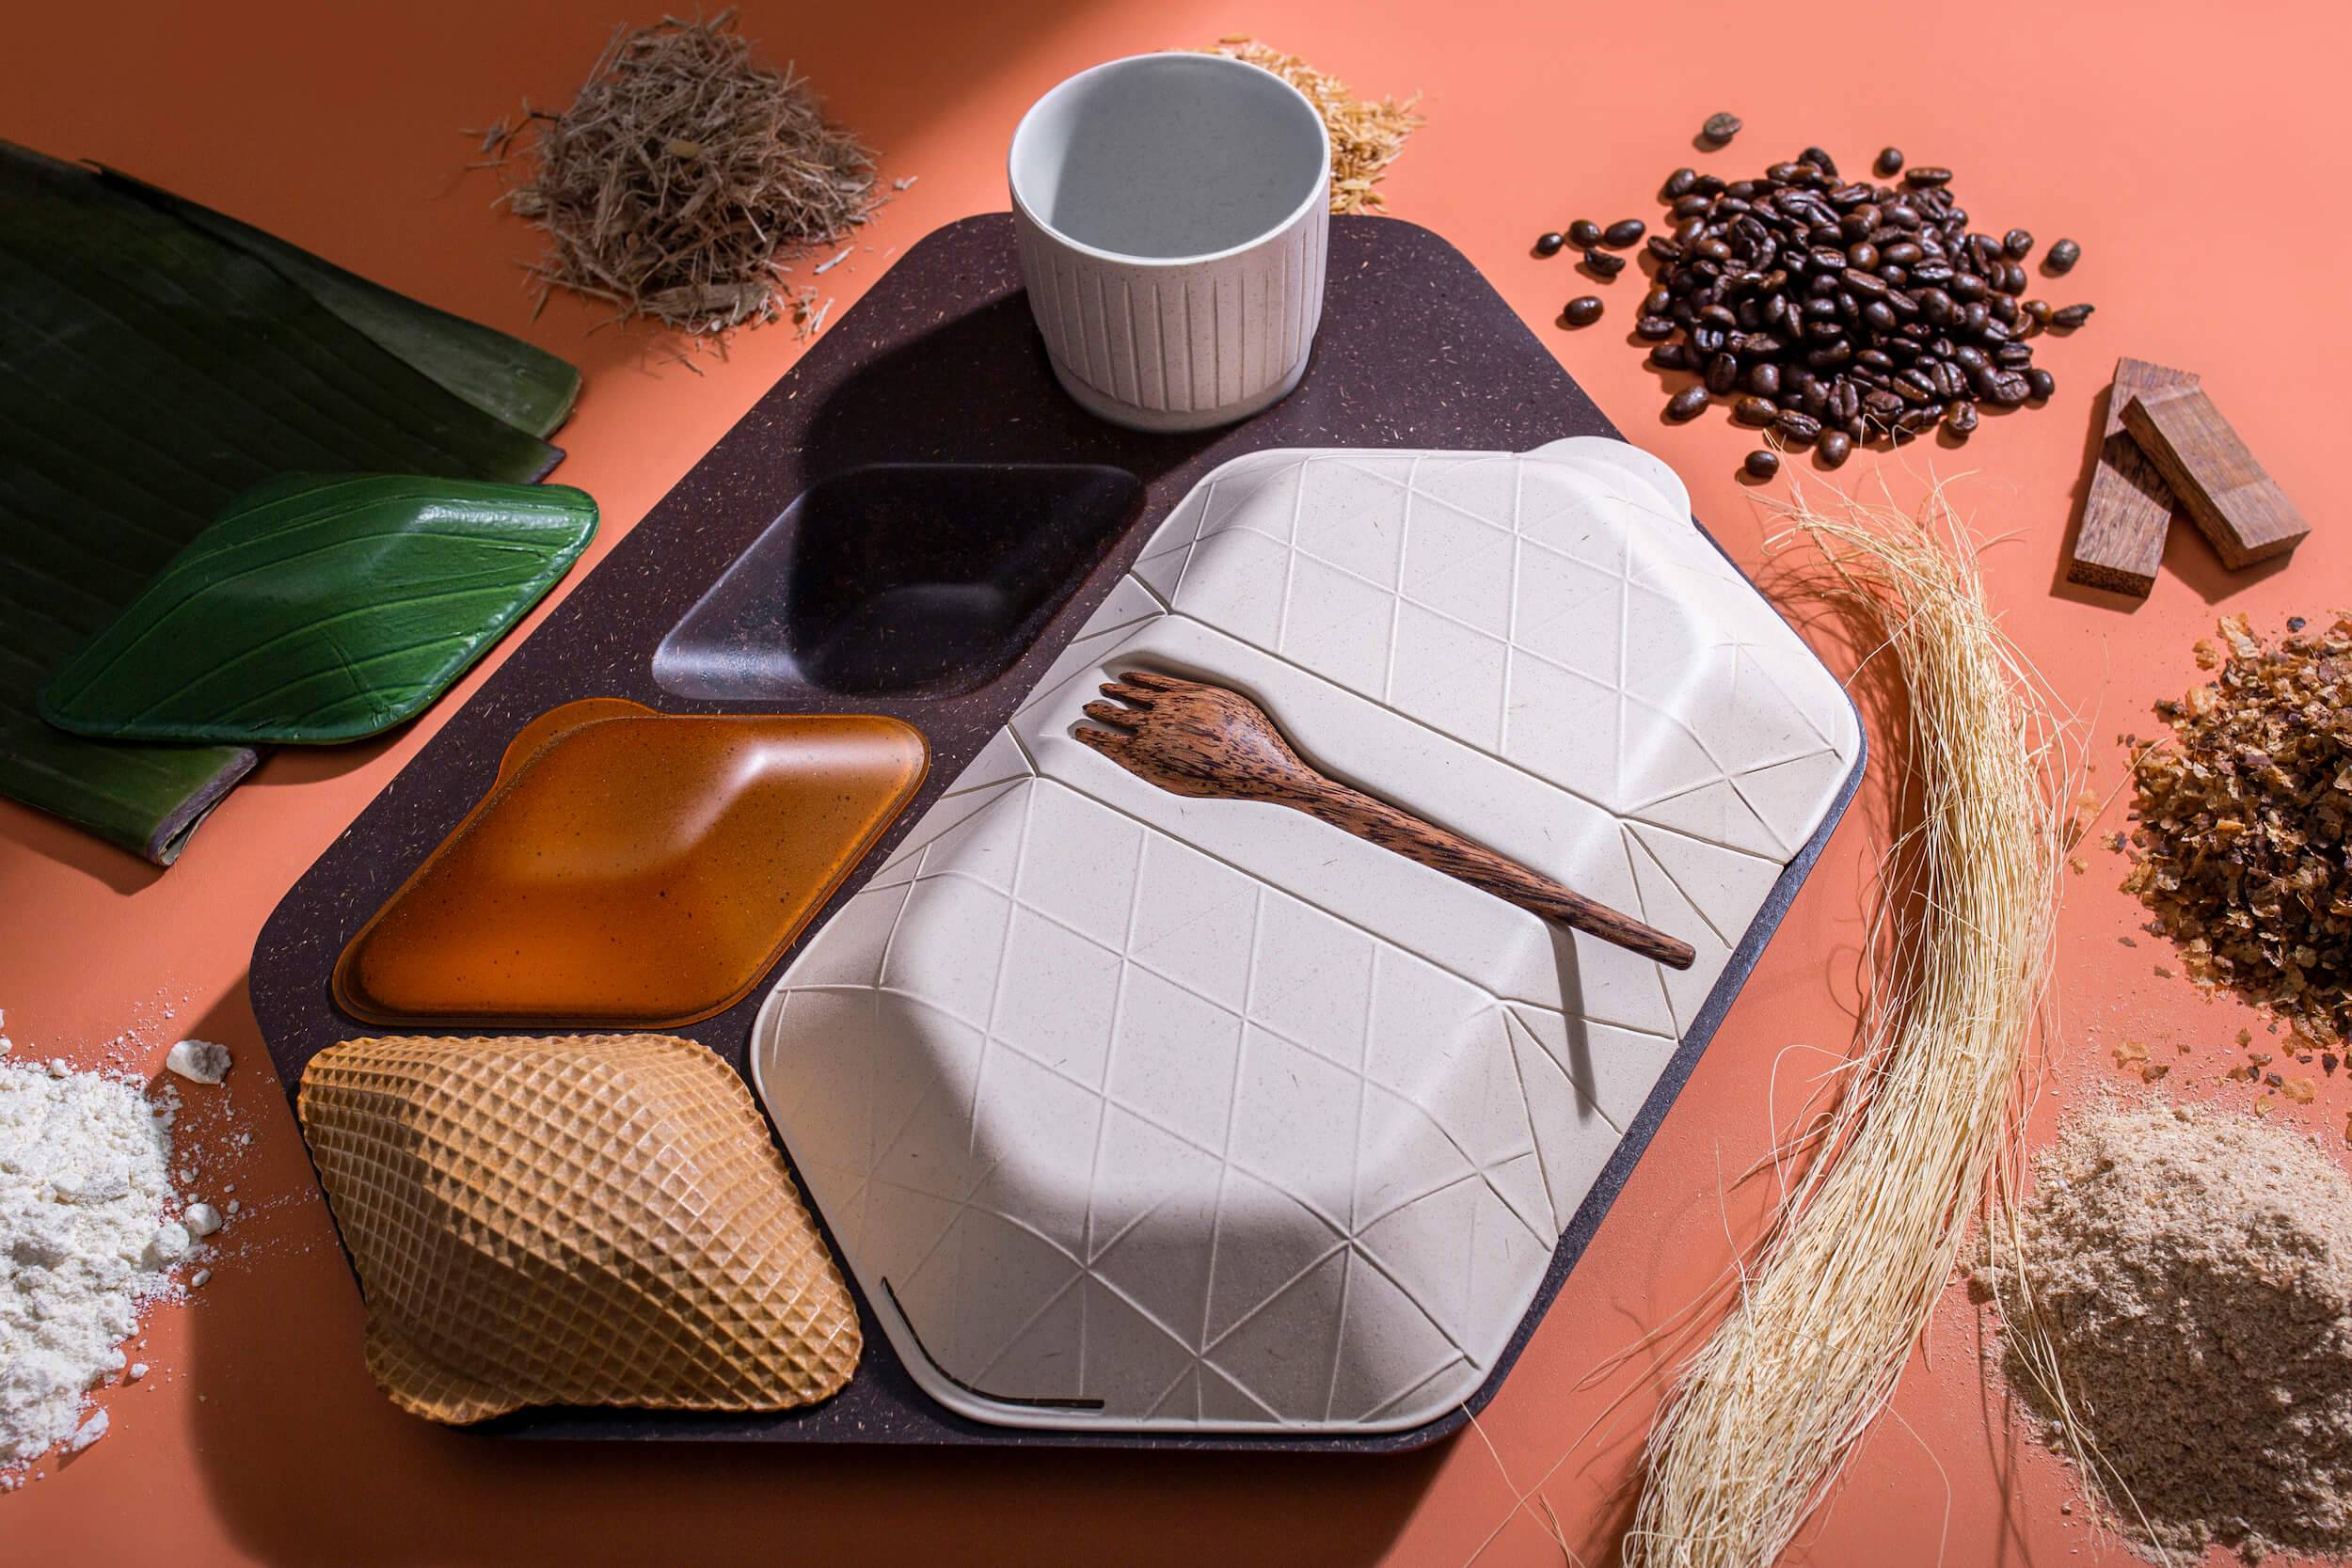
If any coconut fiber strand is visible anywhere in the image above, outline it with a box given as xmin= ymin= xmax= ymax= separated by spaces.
xmin=1626 ymin=486 xmax=2071 ymax=1567
xmin=498 ymin=11 xmax=880 ymax=334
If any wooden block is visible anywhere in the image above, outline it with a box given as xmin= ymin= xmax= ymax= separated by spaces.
xmin=2122 ymin=384 xmax=2311 ymax=568
xmin=2065 ymin=356 xmax=2198 ymax=596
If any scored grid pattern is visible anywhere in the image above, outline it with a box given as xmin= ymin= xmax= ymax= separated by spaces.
xmin=770 ymin=773 xmax=1608 ymax=1428
xmin=755 ymin=445 xmax=1861 ymax=1432
xmin=301 ymin=1034 xmax=862 ymax=1424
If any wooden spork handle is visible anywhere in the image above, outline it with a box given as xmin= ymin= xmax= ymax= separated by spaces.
xmin=1286 ymin=780 xmax=1698 ymax=970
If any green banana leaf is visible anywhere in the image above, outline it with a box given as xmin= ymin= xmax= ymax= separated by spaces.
xmin=94 ymin=167 xmax=580 ymax=440
xmin=0 ymin=142 xmax=579 ymax=863
xmin=40 ymin=476 xmax=597 ymax=745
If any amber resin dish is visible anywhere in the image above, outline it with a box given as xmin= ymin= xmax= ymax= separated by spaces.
xmin=333 ymin=699 xmax=928 ymax=1028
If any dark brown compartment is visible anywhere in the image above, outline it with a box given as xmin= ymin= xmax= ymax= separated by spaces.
xmin=654 ymin=463 xmax=1142 ymax=700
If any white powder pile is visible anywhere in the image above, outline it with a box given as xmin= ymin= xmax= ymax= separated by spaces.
xmin=0 ymin=1058 xmax=177 ymax=1473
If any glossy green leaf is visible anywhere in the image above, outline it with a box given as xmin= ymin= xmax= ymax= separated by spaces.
xmin=40 ymin=476 xmax=598 ymax=745
xmin=94 ymin=166 xmax=581 ymax=440
xmin=0 ymin=141 xmax=580 ymax=863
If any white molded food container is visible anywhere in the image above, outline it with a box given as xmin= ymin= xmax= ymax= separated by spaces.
xmin=753 ymin=439 xmax=1860 ymax=1433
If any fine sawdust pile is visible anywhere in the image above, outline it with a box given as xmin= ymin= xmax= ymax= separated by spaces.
xmin=2123 ymin=612 xmax=2352 ymax=1046
xmin=492 ymin=11 xmax=880 ymax=334
xmin=1992 ymin=1100 xmax=2352 ymax=1562
xmin=1200 ymin=39 xmax=1422 ymax=214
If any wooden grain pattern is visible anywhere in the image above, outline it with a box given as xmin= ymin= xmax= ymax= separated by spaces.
xmin=2066 ymin=356 xmax=2199 ymax=596
xmin=1075 ymin=670 xmax=1698 ymax=971
xmin=2122 ymin=385 xmax=2312 ymax=568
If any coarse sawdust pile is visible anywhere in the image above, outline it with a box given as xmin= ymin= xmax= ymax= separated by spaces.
xmin=2123 ymin=612 xmax=2352 ymax=1046
xmin=1199 ymin=39 xmax=1422 ymax=214
xmin=1984 ymin=1099 xmax=2352 ymax=1564
xmin=485 ymin=11 xmax=880 ymax=335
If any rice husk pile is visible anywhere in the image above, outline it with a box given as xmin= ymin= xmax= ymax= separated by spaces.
xmin=1989 ymin=1099 xmax=2352 ymax=1563
xmin=2122 ymin=612 xmax=2352 ymax=1046
xmin=1199 ymin=40 xmax=1422 ymax=214
xmin=493 ymin=11 xmax=880 ymax=334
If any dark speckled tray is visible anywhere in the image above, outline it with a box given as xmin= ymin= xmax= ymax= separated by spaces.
xmin=251 ymin=214 xmax=1860 ymax=1452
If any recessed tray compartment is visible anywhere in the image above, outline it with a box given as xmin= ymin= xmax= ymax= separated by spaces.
xmin=751 ymin=441 xmax=1863 ymax=1433
xmin=654 ymin=463 xmax=1144 ymax=700
xmin=333 ymin=700 xmax=928 ymax=1029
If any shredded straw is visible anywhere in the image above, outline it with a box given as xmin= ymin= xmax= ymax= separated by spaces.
xmin=1625 ymin=483 xmax=2076 ymax=1567
xmin=1200 ymin=39 xmax=1422 ymax=214
xmin=492 ymin=11 xmax=880 ymax=335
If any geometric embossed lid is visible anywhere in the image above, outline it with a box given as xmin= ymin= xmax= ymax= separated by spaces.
xmin=754 ymin=439 xmax=1861 ymax=1433
xmin=334 ymin=701 xmax=927 ymax=1029
xmin=299 ymin=1033 xmax=862 ymax=1424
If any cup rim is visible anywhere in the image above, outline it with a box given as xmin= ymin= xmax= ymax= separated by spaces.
xmin=1007 ymin=52 xmax=1333 ymax=270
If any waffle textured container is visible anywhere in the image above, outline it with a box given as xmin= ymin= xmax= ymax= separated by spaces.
xmin=299 ymin=1033 xmax=861 ymax=1423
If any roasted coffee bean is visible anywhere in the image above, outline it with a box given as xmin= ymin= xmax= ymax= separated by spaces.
xmin=1603 ymin=218 xmax=1646 ymax=248
xmin=1882 ymin=240 xmax=1924 ymax=267
xmin=1842 ymin=267 xmax=1890 ymax=298
xmin=2000 ymin=262 xmax=2028 ymax=295
xmin=1774 ymin=409 xmax=1822 ymax=443
xmin=1534 ymin=231 xmax=1566 ymax=257
xmin=1734 ymin=394 xmax=1779 ymax=425
xmin=1904 ymin=166 xmax=1953 ymax=187
xmin=1643 ymin=285 xmax=1673 ymax=316
xmin=1692 ymin=325 xmax=1729 ymax=355
xmin=1663 ymin=166 xmax=1698 ymax=199
xmin=1675 ymin=215 xmax=1708 ymax=244
xmin=1666 ymin=385 xmax=1709 ymax=420
xmin=1674 ymin=193 xmax=1712 ymax=219
xmin=2003 ymin=228 xmax=2033 ymax=260
xmin=2026 ymin=367 xmax=2056 ymax=400
xmin=1802 ymin=380 xmax=1831 ymax=415
xmin=1568 ymin=219 xmax=1604 ymax=248
xmin=1742 ymin=449 xmax=1781 ymax=480
xmin=1986 ymin=372 xmax=2031 ymax=406
xmin=1696 ymin=237 xmax=1734 ymax=265
xmin=1800 ymin=147 xmax=1838 ymax=178
xmin=1873 ymin=146 xmax=1904 ymax=177
xmin=1817 ymin=428 xmax=1854 ymax=467
xmin=1581 ymin=247 xmax=1626 ymax=277
xmin=1766 ymin=162 xmax=1809 ymax=183
xmin=2043 ymin=238 xmax=2081 ymax=275
xmin=1847 ymin=241 xmax=1880 ymax=271
xmin=1995 ymin=341 xmax=2034 ymax=368
xmin=1705 ymin=355 xmax=1741 ymax=393
xmin=1564 ymin=295 xmax=1604 ymax=326
xmin=1693 ymin=173 xmax=1725 ymax=196
xmin=2022 ymin=298 xmax=2054 ymax=325
xmin=1634 ymin=315 xmax=1677 ymax=340
xmin=1702 ymin=112 xmax=1742 ymax=144
xmin=1647 ymin=237 xmax=1682 ymax=264
xmin=2050 ymin=303 xmax=2095 ymax=327
xmin=1944 ymin=401 xmax=1978 ymax=437
xmin=1647 ymin=342 xmax=1689 ymax=370
xmin=1748 ymin=362 xmax=1782 ymax=397
xmin=1863 ymin=300 xmax=1899 ymax=333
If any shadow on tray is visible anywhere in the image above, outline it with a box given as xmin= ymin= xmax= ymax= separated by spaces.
xmin=181 ymin=977 xmax=1446 ymax=1568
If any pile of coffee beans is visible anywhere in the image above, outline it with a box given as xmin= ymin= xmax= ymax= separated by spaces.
xmin=1534 ymin=138 xmax=2093 ymax=477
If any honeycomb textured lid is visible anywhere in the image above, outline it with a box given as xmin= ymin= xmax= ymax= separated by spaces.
xmin=300 ymin=1033 xmax=861 ymax=1424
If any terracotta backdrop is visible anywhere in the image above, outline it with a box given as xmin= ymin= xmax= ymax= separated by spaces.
xmin=4 ymin=1 xmax=2347 ymax=1563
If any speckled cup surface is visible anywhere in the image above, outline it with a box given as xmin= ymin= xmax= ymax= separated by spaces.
xmin=1009 ymin=54 xmax=1331 ymax=433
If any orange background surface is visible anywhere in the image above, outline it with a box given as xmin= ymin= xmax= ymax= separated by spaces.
xmin=4 ymin=2 xmax=2348 ymax=1563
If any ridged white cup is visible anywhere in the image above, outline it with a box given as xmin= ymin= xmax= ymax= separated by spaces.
xmin=1009 ymin=54 xmax=1332 ymax=433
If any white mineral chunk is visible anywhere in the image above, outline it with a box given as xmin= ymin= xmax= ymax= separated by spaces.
xmin=182 ymin=1203 xmax=222 ymax=1238
xmin=163 ymin=1040 xmax=230 ymax=1086
xmin=63 ymin=1409 xmax=106 ymax=1453
xmin=125 ymin=1364 xmax=148 ymax=1384
xmin=142 ymin=1221 xmax=190 ymax=1269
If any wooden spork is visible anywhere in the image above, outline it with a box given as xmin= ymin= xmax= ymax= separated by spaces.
xmin=1073 ymin=670 xmax=1696 ymax=970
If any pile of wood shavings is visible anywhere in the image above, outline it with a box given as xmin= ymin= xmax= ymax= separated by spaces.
xmin=490 ymin=11 xmax=880 ymax=335
xmin=2123 ymin=612 xmax=2352 ymax=1045
xmin=1198 ymin=39 xmax=1422 ymax=214
xmin=1985 ymin=1100 xmax=2352 ymax=1563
